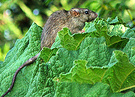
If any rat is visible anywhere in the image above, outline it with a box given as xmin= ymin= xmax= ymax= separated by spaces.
xmin=1 ymin=8 xmax=97 ymax=97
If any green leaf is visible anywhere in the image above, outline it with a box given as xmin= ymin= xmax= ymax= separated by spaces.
xmin=0 ymin=22 xmax=42 ymax=96
xmin=54 ymin=82 xmax=93 ymax=97
xmin=57 ymin=28 xmax=89 ymax=50
xmin=85 ymin=22 xmax=97 ymax=33
xmin=55 ymin=36 xmax=110 ymax=68
xmin=40 ymin=47 xmax=58 ymax=63
xmin=83 ymin=82 xmax=135 ymax=97
xmin=102 ymin=50 xmax=135 ymax=92
xmin=107 ymin=16 xmax=124 ymax=24
xmin=96 ymin=20 xmax=128 ymax=48
xmin=54 ymin=60 xmax=108 ymax=84
xmin=130 ymin=47 xmax=135 ymax=65
xmin=85 ymin=18 xmax=129 ymax=48
xmin=122 ymin=28 xmax=135 ymax=38
xmin=107 ymin=24 xmax=128 ymax=37
xmin=55 ymin=82 xmax=135 ymax=97
xmin=106 ymin=36 xmax=129 ymax=48
xmin=51 ymin=34 xmax=62 ymax=49
xmin=123 ymin=38 xmax=135 ymax=60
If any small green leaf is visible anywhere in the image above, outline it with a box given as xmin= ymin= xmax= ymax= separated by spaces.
xmin=107 ymin=24 xmax=128 ymax=37
xmin=85 ymin=22 xmax=97 ymax=33
xmin=107 ymin=16 xmax=124 ymax=24
xmin=122 ymin=28 xmax=135 ymax=38
xmin=40 ymin=47 xmax=58 ymax=63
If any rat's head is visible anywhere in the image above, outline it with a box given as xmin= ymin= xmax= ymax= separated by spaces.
xmin=69 ymin=8 xmax=98 ymax=22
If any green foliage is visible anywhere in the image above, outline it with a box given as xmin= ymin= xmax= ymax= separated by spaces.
xmin=1 ymin=17 xmax=135 ymax=97
xmin=0 ymin=0 xmax=135 ymax=61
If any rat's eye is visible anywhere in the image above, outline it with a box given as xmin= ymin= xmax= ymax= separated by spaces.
xmin=85 ymin=11 xmax=89 ymax=14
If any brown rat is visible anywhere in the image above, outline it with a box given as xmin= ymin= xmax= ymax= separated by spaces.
xmin=41 ymin=8 xmax=97 ymax=48
xmin=1 ymin=8 xmax=97 ymax=97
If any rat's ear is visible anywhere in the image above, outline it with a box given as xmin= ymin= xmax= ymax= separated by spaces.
xmin=69 ymin=8 xmax=80 ymax=17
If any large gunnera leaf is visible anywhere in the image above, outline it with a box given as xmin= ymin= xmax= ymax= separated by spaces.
xmin=0 ymin=23 xmax=42 ymax=96
xmin=1 ymin=16 xmax=135 ymax=97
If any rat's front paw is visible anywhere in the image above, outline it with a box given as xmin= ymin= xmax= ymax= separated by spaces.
xmin=79 ymin=29 xmax=85 ymax=33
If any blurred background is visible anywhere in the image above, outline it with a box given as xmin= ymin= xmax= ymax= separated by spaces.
xmin=0 ymin=0 xmax=135 ymax=61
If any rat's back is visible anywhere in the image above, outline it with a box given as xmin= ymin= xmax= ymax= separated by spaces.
xmin=41 ymin=10 xmax=69 ymax=48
